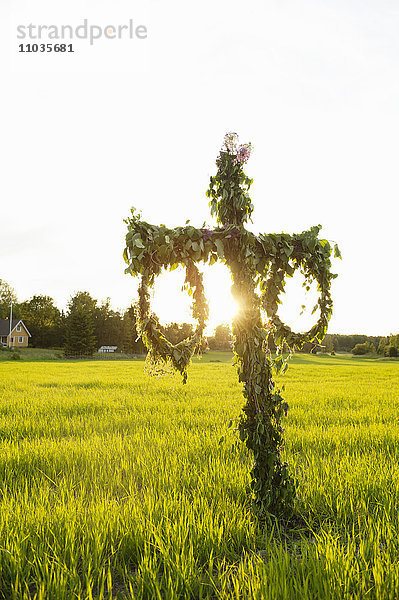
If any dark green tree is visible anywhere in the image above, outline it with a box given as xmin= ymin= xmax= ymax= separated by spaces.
xmin=377 ymin=336 xmax=388 ymax=355
xmin=384 ymin=334 xmax=399 ymax=357
xmin=385 ymin=345 xmax=398 ymax=357
xmin=389 ymin=334 xmax=399 ymax=350
xmin=208 ymin=323 xmax=232 ymax=350
xmin=94 ymin=298 xmax=125 ymax=348
xmin=19 ymin=295 xmax=64 ymax=347
xmin=64 ymin=292 xmax=97 ymax=356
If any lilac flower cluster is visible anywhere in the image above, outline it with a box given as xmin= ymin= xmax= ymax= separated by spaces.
xmin=222 ymin=224 xmax=240 ymax=238
xmin=201 ymin=228 xmax=213 ymax=241
xmin=236 ymin=143 xmax=252 ymax=164
xmin=223 ymin=132 xmax=252 ymax=164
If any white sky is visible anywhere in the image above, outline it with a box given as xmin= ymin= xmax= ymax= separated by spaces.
xmin=1 ymin=0 xmax=398 ymax=335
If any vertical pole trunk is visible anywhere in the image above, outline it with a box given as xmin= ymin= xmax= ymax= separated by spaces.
xmin=8 ymin=301 xmax=13 ymax=349
xmin=230 ymin=256 xmax=295 ymax=518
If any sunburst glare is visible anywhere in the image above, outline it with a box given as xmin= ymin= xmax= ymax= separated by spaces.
xmin=151 ymin=264 xmax=239 ymax=335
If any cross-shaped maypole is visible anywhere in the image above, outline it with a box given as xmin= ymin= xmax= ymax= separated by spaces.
xmin=124 ymin=133 xmax=339 ymax=517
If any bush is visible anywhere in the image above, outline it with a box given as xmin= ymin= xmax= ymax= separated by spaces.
xmin=352 ymin=343 xmax=367 ymax=355
xmin=385 ymin=345 xmax=398 ymax=357
xmin=352 ymin=342 xmax=375 ymax=355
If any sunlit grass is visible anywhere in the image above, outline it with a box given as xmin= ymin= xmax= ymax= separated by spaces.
xmin=0 ymin=355 xmax=398 ymax=599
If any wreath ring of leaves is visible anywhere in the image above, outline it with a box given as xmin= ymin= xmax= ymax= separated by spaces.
xmin=137 ymin=261 xmax=208 ymax=383
xmin=261 ymin=258 xmax=333 ymax=348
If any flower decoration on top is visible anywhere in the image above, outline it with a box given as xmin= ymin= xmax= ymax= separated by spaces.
xmin=236 ymin=143 xmax=252 ymax=164
xmin=223 ymin=132 xmax=239 ymax=153
xmin=223 ymin=132 xmax=253 ymax=164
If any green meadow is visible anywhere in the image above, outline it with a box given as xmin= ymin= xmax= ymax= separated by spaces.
xmin=0 ymin=354 xmax=398 ymax=599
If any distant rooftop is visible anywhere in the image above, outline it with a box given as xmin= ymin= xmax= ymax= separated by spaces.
xmin=0 ymin=319 xmax=22 ymax=336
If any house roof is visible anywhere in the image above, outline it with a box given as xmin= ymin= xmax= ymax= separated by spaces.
xmin=0 ymin=319 xmax=31 ymax=337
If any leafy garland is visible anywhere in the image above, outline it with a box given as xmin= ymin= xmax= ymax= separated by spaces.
xmin=124 ymin=132 xmax=339 ymax=517
xmin=136 ymin=262 xmax=208 ymax=383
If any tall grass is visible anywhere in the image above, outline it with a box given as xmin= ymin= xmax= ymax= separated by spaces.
xmin=0 ymin=355 xmax=398 ymax=599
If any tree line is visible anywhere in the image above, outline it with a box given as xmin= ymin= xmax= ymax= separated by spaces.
xmin=297 ymin=333 xmax=399 ymax=356
xmin=0 ymin=279 xmax=145 ymax=355
xmin=0 ymin=279 xmax=234 ymax=356
xmin=1 ymin=278 xmax=397 ymax=356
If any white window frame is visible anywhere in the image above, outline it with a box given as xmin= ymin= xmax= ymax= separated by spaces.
xmin=16 ymin=325 xmax=21 ymax=332
xmin=18 ymin=337 xmax=23 ymax=343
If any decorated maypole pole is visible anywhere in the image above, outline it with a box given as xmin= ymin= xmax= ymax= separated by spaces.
xmin=124 ymin=133 xmax=339 ymax=517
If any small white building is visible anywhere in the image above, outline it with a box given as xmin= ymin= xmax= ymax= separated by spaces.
xmin=98 ymin=346 xmax=118 ymax=353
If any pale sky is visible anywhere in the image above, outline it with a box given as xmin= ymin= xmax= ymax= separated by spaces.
xmin=1 ymin=0 xmax=398 ymax=335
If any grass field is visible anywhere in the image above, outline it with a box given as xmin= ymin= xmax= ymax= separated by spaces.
xmin=0 ymin=353 xmax=398 ymax=599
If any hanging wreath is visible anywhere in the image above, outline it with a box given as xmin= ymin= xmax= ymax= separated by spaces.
xmin=260 ymin=250 xmax=334 ymax=347
xmin=136 ymin=261 xmax=209 ymax=383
